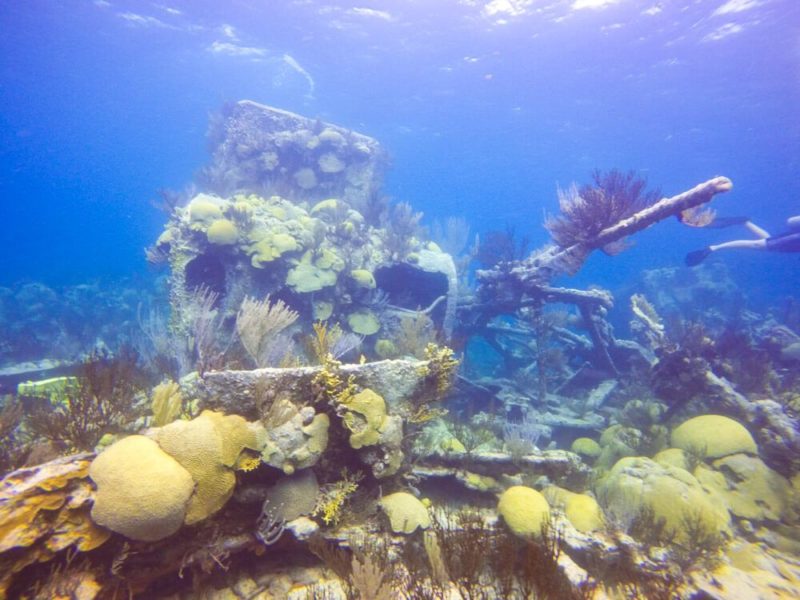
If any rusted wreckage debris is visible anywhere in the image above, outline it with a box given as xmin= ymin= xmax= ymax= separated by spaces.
xmin=470 ymin=177 xmax=733 ymax=375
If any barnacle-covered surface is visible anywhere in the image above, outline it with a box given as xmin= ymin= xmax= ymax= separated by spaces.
xmin=201 ymin=100 xmax=386 ymax=212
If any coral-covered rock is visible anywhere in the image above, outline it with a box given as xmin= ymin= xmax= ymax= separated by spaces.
xmin=0 ymin=453 xmax=110 ymax=595
xmin=261 ymin=406 xmax=329 ymax=475
xmin=261 ymin=469 xmax=319 ymax=522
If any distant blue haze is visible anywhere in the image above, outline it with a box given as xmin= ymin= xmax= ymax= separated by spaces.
xmin=1 ymin=0 xmax=798 ymax=309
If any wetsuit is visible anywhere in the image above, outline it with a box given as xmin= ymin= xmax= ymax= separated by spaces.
xmin=766 ymin=231 xmax=800 ymax=253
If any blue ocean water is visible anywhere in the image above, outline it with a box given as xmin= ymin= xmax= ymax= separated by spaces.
xmin=2 ymin=0 xmax=798 ymax=306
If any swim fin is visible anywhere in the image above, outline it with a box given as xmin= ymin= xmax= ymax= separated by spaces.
xmin=685 ymin=247 xmax=712 ymax=266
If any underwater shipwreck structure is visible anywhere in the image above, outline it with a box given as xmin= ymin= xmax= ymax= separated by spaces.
xmin=2 ymin=104 xmax=800 ymax=599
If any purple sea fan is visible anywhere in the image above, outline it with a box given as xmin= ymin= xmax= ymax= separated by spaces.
xmin=545 ymin=169 xmax=661 ymax=249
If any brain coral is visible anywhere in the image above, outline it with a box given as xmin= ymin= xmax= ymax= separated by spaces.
xmin=497 ymin=486 xmax=550 ymax=538
xmin=670 ymin=414 xmax=757 ymax=459
xmin=262 ymin=469 xmax=319 ymax=522
xmin=187 ymin=195 xmax=223 ymax=224
xmin=206 ymin=219 xmax=239 ymax=245
xmin=597 ymin=456 xmax=730 ymax=543
xmin=543 ymin=486 xmax=604 ymax=533
xmin=154 ymin=411 xmax=264 ymax=525
xmin=379 ymin=492 xmax=431 ymax=534
xmin=89 ymin=435 xmax=194 ymax=542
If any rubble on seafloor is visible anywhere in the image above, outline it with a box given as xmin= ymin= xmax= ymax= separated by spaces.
xmin=2 ymin=357 xmax=800 ymax=598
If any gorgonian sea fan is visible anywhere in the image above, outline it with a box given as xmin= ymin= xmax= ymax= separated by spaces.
xmin=545 ymin=169 xmax=661 ymax=248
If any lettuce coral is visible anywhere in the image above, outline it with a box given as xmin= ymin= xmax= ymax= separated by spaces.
xmin=286 ymin=262 xmax=337 ymax=293
xmin=347 ymin=309 xmax=380 ymax=335
xmin=340 ymin=388 xmax=387 ymax=449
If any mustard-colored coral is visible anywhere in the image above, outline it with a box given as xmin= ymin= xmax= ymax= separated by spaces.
xmin=0 ymin=454 xmax=110 ymax=596
xmin=150 ymin=380 xmax=182 ymax=427
xmin=90 ymin=435 xmax=194 ymax=541
xmin=379 ymin=492 xmax=431 ymax=534
xmin=420 ymin=343 xmax=460 ymax=397
xmin=154 ymin=410 xmax=265 ymax=525
xmin=671 ymin=414 xmax=757 ymax=459
xmin=235 ymin=452 xmax=262 ymax=473
xmin=498 ymin=486 xmax=551 ymax=538
xmin=206 ymin=218 xmax=239 ymax=245
xmin=340 ymin=388 xmax=387 ymax=449
xmin=314 ymin=470 xmax=361 ymax=526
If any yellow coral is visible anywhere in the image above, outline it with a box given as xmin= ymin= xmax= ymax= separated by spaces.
xmin=151 ymin=381 xmax=182 ymax=427
xmin=154 ymin=411 xmax=265 ymax=525
xmin=543 ymin=486 xmax=604 ymax=533
xmin=420 ymin=343 xmax=460 ymax=397
xmin=379 ymin=492 xmax=431 ymax=534
xmin=340 ymin=388 xmax=387 ymax=449
xmin=235 ymin=452 xmax=262 ymax=472
xmin=671 ymin=414 xmax=757 ymax=459
xmin=312 ymin=349 xmax=356 ymax=405
xmin=571 ymin=437 xmax=602 ymax=459
xmin=314 ymin=470 xmax=361 ymax=526
xmin=90 ymin=435 xmax=194 ymax=541
xmin=206 ymin=218 xmax=239 ymax=245
xmin=498 ymin=486 xmax=551 ymax=538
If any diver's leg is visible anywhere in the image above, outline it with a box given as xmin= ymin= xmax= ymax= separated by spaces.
xmin=710 ymin=239 xmax=767 ymax=251
xmin=744 ymin=221 xmax=770 ymax=239
xmin=686 ymin=236 xmax=768 ymax=266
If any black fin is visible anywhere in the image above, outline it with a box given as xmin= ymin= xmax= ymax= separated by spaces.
xmin=685 ymin=247 xmax=712 ymax=266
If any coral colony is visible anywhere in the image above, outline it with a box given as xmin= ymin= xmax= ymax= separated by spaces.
xmin=1 ymin=102 xmax=799 ymax=598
